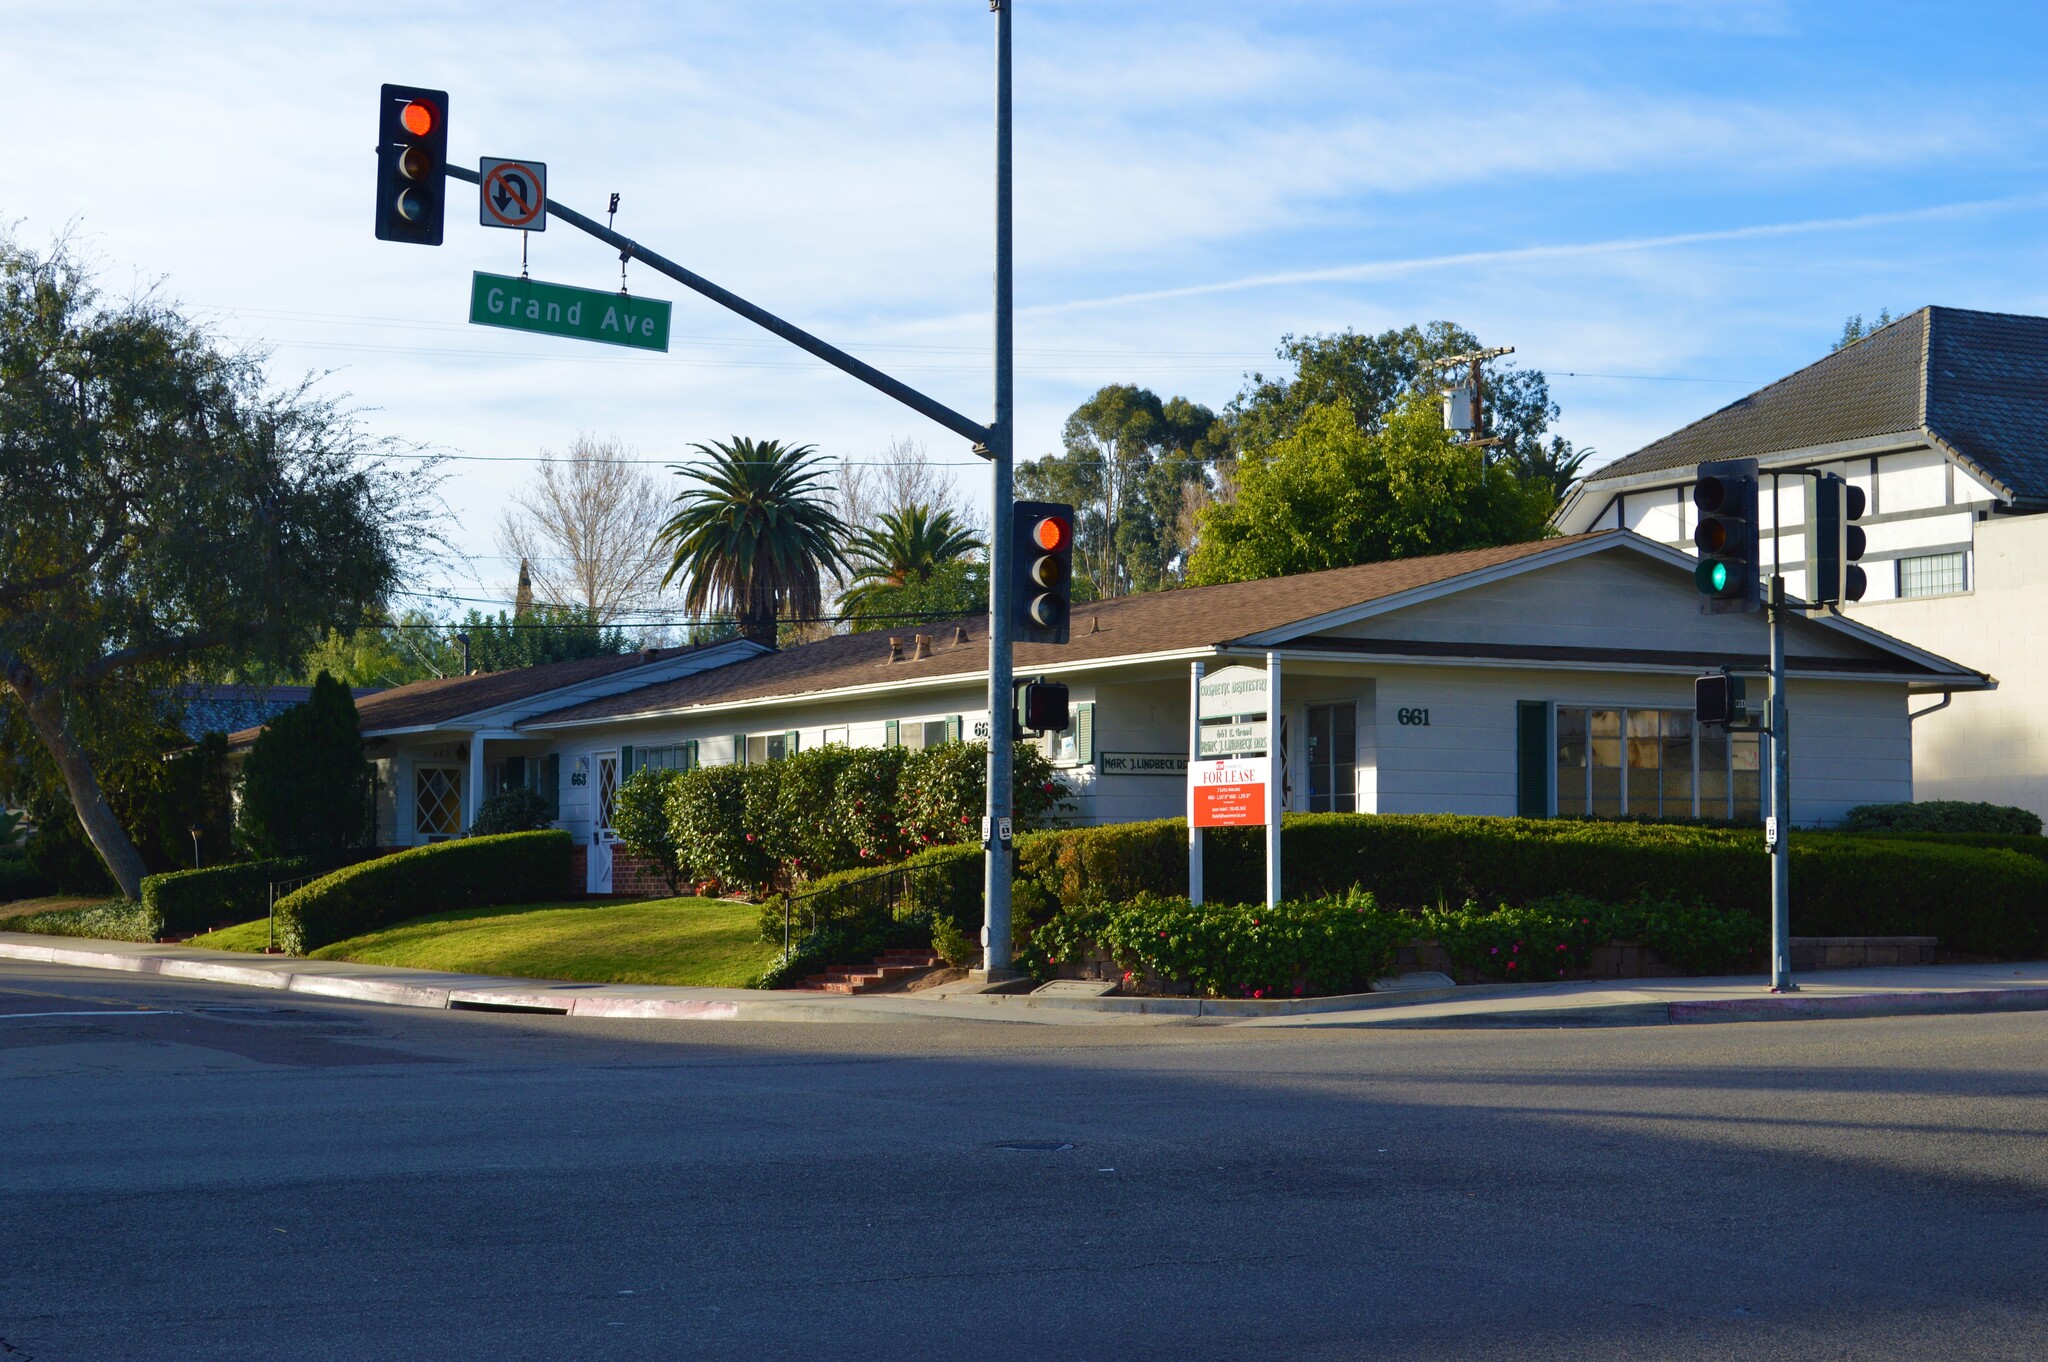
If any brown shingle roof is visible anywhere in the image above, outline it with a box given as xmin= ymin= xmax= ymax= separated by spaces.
xmin=226 ymin=643 xmax=732 ymax=746
xmin=524 ymin=536 xmax=1587 ymax=728
xmin=1588 ymin=306 xmax=2048 ymax=501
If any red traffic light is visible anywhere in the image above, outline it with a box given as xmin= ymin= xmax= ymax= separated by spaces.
xmin=1032 ymin=516 xmax=1071 ymax=552
xmin=399 ymin=100 xmax=436 ymax=136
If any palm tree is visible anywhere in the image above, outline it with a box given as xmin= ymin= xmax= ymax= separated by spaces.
xmin=656 ymin=438 xmax=848 ymax=645
xmin=838 ymin=504 xmax=982 ymax=620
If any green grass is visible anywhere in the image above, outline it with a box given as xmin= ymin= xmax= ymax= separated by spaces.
xmin=188 ymin=897 xmax=780 ymax=989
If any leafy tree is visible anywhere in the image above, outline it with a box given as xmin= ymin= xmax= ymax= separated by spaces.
xmin=1018 ymin=385 xmax=1227 ymax=597
xmin=1229 ymin=323 xmax=1585 ymax=501
xmin=896 ymin=741 xmax=1069 ymax=850
xmin=612 ymin=767 xmax=687 ymax=894
xmin=236 ymin=673 xmax=376 ymax=859
xmin=839 ymin=505 xmax=985 ymax=630
xmin=1835 ymin=309 xmax=1897 ymax=351
xmin=0 ymin=236 xmax=435 ymax=898
xmin=656 ymin=438 xmax=848 ymax=646
xmin=839 ymin=559 xmax=988 ymax=633
xmin=1186 ymin=395 xmax=1557 ymax=586
xmin=459 ymin=604 xmax=635 ymax=672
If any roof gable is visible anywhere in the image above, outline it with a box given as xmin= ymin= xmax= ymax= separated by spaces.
xmin=1577 ymin=308 xmax=2048 ymax=508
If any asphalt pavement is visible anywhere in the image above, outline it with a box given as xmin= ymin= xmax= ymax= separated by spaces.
xmin=2 ymin=957 xmax=2045 ymax=1361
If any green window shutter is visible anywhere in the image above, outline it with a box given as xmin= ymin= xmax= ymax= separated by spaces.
xmin=543 ymin=754 xmax=561 ymax=819
xmin=681 ymin=739 xmax=698 ymax=770
xmin=620 ymin=744 xmax=634 ymax=777
xmin=1076 ymin=703 xmax=1095 ymax=765
xmin=784 ymin=730 xmax=799 ymax=757
xmin=885 ymin=720 xmax=900 ymax=748
xmin=732 ymin=735 xmax=747 ymax=767
xmin=1516 ymin=701 xmax=1551 ymax=817
xmin=945 ymin=714 xmax=962 ymax=743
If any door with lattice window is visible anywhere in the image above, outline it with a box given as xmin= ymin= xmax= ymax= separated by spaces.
xmin=415 ymin=766 xmax=463 ymax=842
xmin=595 ymin=752 xmax=620 ymax=832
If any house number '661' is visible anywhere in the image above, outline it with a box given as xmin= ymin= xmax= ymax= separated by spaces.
xmin=1396 ymin=707 xmax=1432 ymax=727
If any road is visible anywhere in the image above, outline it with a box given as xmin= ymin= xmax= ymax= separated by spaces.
xmin=2 ymin=958 xmax=2044 ymax=1361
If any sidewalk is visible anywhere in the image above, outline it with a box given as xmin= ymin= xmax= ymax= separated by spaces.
xmin=4 ymin=930 xmax=2047 ymax=1028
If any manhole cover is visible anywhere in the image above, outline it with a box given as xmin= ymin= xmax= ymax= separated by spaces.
xmin=993 ymin=1141 xmax=1074 ymax=1153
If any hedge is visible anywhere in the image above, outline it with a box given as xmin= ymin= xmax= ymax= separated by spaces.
xmin=0 ymin=854 xmax=53 ymax=903
xmin=140 ymin=857 xmax=314 ymax=940
xmin=758 ymin=841 xmax=982 ymax=947
xmin=1841 ymin=800 xmax=2042 ymax=836
xmin=272 ymin=831 xmax=572 ymax=955
xmin=7 ymin=900 xmax=157 ymax=942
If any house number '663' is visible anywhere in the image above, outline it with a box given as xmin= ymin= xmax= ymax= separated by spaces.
xmin=1396 ymin=707 xmax=1432 ymax=727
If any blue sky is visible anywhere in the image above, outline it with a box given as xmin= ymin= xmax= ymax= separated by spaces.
xmin=5 ymin=1 xmax=2045 ymax=613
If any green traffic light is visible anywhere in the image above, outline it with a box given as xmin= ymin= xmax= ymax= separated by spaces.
xmin=1709 ymin=561 xmax=1728 ymax=591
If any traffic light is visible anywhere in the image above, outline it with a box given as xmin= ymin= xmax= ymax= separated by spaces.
xmin=1012 ymin=500 xmax=1075 ymax=644
xmin=1806 ymin=472 xmax=1869 ymax=604
xmin=1694 ymin=670 xmax=1749 ymax=727
xmin=375 ymin=83 xmax=448 ymax=246
xmin=1692 ymin=457 xmax=1761 ymax=613
xmin=1016 ymin=680 xmax=1070 ymax=735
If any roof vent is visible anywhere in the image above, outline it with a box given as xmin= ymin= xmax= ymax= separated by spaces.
xmin=912 ymin=634 xmax=933 ymax=660
xmin=1087 ymin=616 xmax=1102 ymax=635
xmin=953 ymin=623 xmax=971 ymax=646
xmin=887 ymin=636 xmax=905 ymax=663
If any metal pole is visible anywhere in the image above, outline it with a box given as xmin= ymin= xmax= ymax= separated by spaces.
xmin=1768 ymin=573 xmax=1796 ymax=992
xmin=1188 ymin=660 xmax=1205 ymax=906
xmin=1265 ymin=650 xmax=1283 ymax=911
xmin=979 ymin=0 xmax=1017 ymax=978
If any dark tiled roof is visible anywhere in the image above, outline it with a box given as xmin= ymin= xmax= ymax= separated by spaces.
xmin=225 ymin=644 xmax=728 ymax=746
xmin=175 ymin=684 xmax=378 ymax=741
xmin=1589 ymin=307 xmax=2048 ymax=500
xmin=524 ymin=537 xmax=1589 ymax=728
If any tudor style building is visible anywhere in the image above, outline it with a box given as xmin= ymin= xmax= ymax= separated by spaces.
xmin=1553 ymin=306 xmax=2047 ymax=816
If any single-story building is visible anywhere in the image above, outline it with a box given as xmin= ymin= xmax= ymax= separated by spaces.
xmin=233 ymin=531 xmax=1989 ymax=888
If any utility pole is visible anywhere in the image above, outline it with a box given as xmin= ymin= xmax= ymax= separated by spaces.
xmin=1432 ymin=345 xmax=1515 ymax=448
xmin=979 ymin=0 xmax=1018 ymax=979
xmin=1767 ymin=570 xmax=1794 ymax=991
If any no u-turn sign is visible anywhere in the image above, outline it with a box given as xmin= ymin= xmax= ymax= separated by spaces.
xmin=479 ymin=157 xmax=547 ymax=230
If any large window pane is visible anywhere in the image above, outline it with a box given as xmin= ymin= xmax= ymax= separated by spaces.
xmin=1555 ymin=708 xmax=1587 ymax=816
xmin=1698 ymin=725 xmax=1729 ymax=817
xmin=1589 ymin=710 xmax=1622 ymax=817
xmin=1661 ymin=711 xmax=1694 ymax=818
xmin=1899 ymin=551 xmax=1966 ymax=598
xmin=1625 ymin=709 xmax=1660 ymax=815
xmin=1731 ymin=732 xmax=1763 ymax=822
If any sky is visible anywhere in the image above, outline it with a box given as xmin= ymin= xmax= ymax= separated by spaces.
xmin=5 ymin=0 xmax=2046 ymax=618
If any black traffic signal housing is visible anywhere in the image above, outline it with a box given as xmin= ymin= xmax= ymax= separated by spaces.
xmin=375 ymin=83 xmax=448 ymax=245
xmin=1016 ymin=679 xmax=1070 ymax=736
xmin=1013 ymin=500 xmax=1075 ymax=644
xmin=1693 ymin=457 xmax=1761 ymax=613
xmin=1806 ymin=472 xmax=1869 ymax=604
xmin=1694 ymin=670 xmax=1750 ymax=728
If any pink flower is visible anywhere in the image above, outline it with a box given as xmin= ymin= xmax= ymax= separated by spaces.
xmin=1508 ymin=961 xmax=1517 ymax=971
xmin=1042 ymin=781 xmax=1055 ymax=794
xmin=1253 ymin=988 xmax=1265 ymax=999
xmin=1490 ymin=947 xmax=1499 ymax=955
xmin=745 ymin=833 xmax=754 ymax=842
xmin=1556 ymin=943 xmax=1567 ymax=953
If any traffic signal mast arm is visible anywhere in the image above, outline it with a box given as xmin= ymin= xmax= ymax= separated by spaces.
xmin=442 ymin=163 xmax=993 ymax=452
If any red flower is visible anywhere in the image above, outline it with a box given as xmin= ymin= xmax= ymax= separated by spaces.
xmin=1253 ymin=988 xmax=1265 ymax=999
xmin=744 ymin=833 xmax=754 ymax=842
xmin=1042 ymin=781 xmax=1054 ymax=794
xmin=1507 ymin=961 xmax=1517 ymax=970
xmin=1556 ymin=943 xmax=1567 ymax=952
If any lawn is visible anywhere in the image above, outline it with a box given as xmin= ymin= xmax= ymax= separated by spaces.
xmin=187 ymin=896 xmax=781 ymax=989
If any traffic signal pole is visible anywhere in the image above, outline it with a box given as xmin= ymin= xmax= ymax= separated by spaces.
xmin=1767 ymin=573 xmax=1796 ymax=992
xmin=981 ymin=0 xmax=1018 ymax=978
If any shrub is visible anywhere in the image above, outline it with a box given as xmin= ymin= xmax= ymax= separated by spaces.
xmin=272 ymin=830 xmax=570 ymax=954
xmin=8 ymin=900 xmax=156 ymax=942
xmin=930 ymin=913 xmax=975 ymax=967
xmin=667 ymin=765 xmax=770 ymax=894
xmin=829 ymin=745 xmax=907 ymax=864
xmin=1030 ymin=888 xmax=1406 ymax=999
xmin=237 ymin=672 xmax=376 ymax=859
xmin=1832 ymin=830 xmax=2048 ymax=863
xmin=613 ymin=768 xmax=688 ymax=894
xmin=0 ymin=854 xmax=53 ymax=902
xmin=140 ymin=856 xmax=313 ymax=939
xmin=1841 ymin=801 xmax=2041 ymax=836
xmin=766 ymin=745 xmax=862 ymax=881
xmin=470 ymin=786 xmax=554 ymax=836
xmin=1017 ymin=818 xmax=1186 ymax=911
xmin=897 ymin=740 xmax=1071 ymax=851
xmin=757 ymin=840 xmax=984 ymax=947
xmin=1421 ymin=893 xmax=1764 ymax=983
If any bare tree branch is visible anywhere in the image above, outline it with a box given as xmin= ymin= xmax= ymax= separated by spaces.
xmin=495 ymin=433 xmax=670 ymax=623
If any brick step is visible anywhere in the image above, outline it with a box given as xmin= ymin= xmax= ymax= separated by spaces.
xmin=792 ymin=953 xmax=946 ymax=994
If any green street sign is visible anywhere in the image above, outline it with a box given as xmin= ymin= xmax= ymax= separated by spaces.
xmin=468 ymin=271 xmax=672 ymax=352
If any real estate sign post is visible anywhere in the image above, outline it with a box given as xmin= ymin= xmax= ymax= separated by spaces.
xmin=1191 ymin=662 xmax=1281 ymax=910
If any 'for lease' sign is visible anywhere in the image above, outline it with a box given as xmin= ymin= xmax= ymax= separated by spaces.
xmin=1190 ymin=758 xmax=1266 ymax=827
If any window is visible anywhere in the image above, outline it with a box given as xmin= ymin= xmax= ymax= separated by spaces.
xmin=414 ymin=766 xmax=462 ymax=840
xmin=1305 ymin=703 xmax=1356 ymax=813
xmin=595 ymin=752 xmax=619 ymax=830
xmin=892 ymin=718 xmax=957 ymax=751
xmin=745 ymin=732 xmax=798 ymax=764
xmin=822 ymin=727 xmax=850 ymax=747
xmin=1041 ymin=702 xmax=1095 ymax=768
xmin=1898 ymin=551 xmax=1966 ymax=598
xmin=626 ymin=743 xmax=697 ymax=776
xmin=1554 ymin=706 xmax=1761 ymax=821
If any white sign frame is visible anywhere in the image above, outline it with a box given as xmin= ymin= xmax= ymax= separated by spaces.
xmin=479 ymin=157 xmax=548 ymax=231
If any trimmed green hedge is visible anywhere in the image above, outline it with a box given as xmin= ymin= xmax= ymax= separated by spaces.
xmin=0 ymin=855 xmax=53 ymax=903
xmin=7 ymin=900 xmax=156 ymax=942
xmin=758 ymin=841 xmax=982 ymax=946
xmin=272 ymin=831 xmax=572 ymax=955
xmin=140 ymin=858 xmax=313 ymax=940
xmin=1841 ymin=800 xmax=2042 ymax=836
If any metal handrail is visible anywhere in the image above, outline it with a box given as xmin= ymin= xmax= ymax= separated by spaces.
xmin=779 ymin=861 xmax=922 ymax=961
xmin=266 ymin=872 xmax=326 ymax=954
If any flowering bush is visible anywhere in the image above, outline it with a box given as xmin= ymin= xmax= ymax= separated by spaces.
xmin=613 ymin=768 xmax=687 ymax=894
xmin=665 ymin=764 xmax=771 ymax=894
xmin=830 ymin=745 xmax=908 ymax=864
xmin=896 ymin=740 xmax=1070 ymax=850
xmin=767 ymin=745 xmax=864 ymax=880
xmin=1422 ymin=892 xmax=1764 ymax=981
